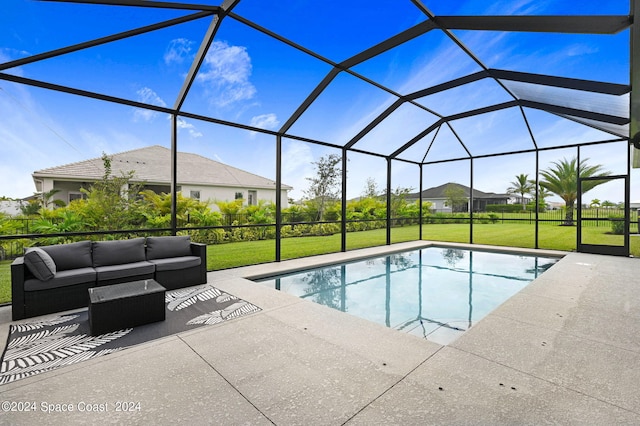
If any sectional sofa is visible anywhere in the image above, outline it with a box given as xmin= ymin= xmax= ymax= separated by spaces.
xmin=11 ymin=235 xmax=207 ymax=320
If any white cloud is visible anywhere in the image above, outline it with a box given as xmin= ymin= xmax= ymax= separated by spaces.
xmin=133 ymin=87 xmax=167 ymax=122
xmin=164 ymin=38 xmax=194 ymax=65
xmin=249 ymin=113 xmax=280 ymax=137
xmin=0 ymin=48 xmax=30 ymax=77
xmin=281 ymin=141 xmax=315 ymax=199
xmin=176 ymin=117 xmax=203 ymax=138
xmin=196 ymin=40 xmax=256 ymax=107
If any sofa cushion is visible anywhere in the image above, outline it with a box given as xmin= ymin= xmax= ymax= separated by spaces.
xmin=148 ymin=256 xmax=201 ymax=272
xmin=24 ymin=247 xmax=57 ymax=281
xmin=146 ymin=236 xmax=192 ymax=260
xmin=92 ymin=238 xmax=146 ymax=267
xmin=41 ymin=241 xmax=92 ymax=271
xmin=24 ymin=267 xmax=96 ymax=292
xmin=95 ymin=261 xmax=155 ymax=281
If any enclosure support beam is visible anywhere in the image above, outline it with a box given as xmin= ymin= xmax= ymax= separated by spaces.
xmin=386 ymin=159 xmax=392 ymax=245
xmin=469 ymin=158 xmax=474 ymax=244
xmin=275 ymin=135 xmax=282 ymax=262
xmin=341 ymin=149 xmax=348 ymax=252
xmin=419 ymin=164 xmax=423 ymax=241
xmin=535 ymin=150 xmax=539 ymax=249
xmin=170 ymin=114 xmax=178 ymax=236
xmin=631 ymin=0 xmax=640 ymax=165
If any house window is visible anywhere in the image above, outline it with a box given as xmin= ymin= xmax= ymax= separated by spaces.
xmin=68 ymin=192 xmax=84 ymax=203
xmin=248 ymin=190 xmax=257 ymax=206
xmin=190 ymin=190 xmax=200 ymax=200
xmin=235 ymin=192 xmax=243 ymax=200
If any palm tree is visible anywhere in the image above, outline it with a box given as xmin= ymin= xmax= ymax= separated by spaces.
xmin=507 ymin=174 xmax=534 ymax=211
xmin=539 ymin=157 xmax=609 ymax=226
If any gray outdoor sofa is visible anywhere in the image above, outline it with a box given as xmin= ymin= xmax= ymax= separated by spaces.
xmin=11 ymin=235 xmax=207 ymax=320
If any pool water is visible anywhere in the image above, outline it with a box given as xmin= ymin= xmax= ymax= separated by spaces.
xmin=254 ymin=247 xmax=559 ymax=345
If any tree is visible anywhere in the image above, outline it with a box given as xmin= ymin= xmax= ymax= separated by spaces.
xmin=539 ymin=157 xmax=609 ymax=226
xmin=382 ymin=186 xmax=414 ymax=219
xmin=362 ymin=177 xmax=379 ymax=198
xmin=20 ymin=189 xmax=66 ymax=216
xmin=443 ymin=184 xmax=467 ymax=213
xmin=507 ymin=174 xmax=534 ymax=211
xmin=589 ymin=199 xmax=601 ymax=208
xmin=304 ymin=154 xmax=342 ymax=221
xmin=78 ymin=153 xmax=145 ymax=230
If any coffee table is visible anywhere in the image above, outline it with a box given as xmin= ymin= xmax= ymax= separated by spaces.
xmin=88 ymin=279 xmax=166 ymax=336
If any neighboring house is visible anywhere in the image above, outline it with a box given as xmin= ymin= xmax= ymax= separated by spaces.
xmin=31 ymin=145 xmax=291 ymax=209
xmin=0 ymin=199 xmax=22 ymax=216
xmin=407 ymin=182 xmax=510 ymax=213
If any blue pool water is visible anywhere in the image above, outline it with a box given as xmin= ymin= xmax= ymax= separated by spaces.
xmin=254 ymin=247 xmax=559 ymax=345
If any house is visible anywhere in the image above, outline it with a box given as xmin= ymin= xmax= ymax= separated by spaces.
xmin=407 ymin=182 xmax=510 ymax=213
xmin=31 ymin=145 xmax=291 ymax=209
xmin=0 ymin=199 xmax=22 ymax=216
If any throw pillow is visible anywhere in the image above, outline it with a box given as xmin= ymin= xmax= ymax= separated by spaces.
xmin=146 ymin=236 xmax=192 ymax=260
xmin=24 ymin=247 xmax=57 ymax=281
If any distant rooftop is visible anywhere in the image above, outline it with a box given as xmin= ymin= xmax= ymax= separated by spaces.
xmin=33 ymin=145 xmax=292 ymax=190
xmin=409 ymin=182 xmax=509 ymax=199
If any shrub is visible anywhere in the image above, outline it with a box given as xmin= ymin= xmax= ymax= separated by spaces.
xmin=190 ymin=228 xmax=226 ymax=245
xmin=486 ymin=204 xmax=529 ymax=213
xmin=610 ymin=215 xmax=625 ymax=235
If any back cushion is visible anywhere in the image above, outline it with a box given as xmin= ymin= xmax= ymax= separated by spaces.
xmin=42 ymin=241 xmax=92 ymax=271
xmin=146 ymin=236 xmax=192 ymax=260
xmin=24 ymin=247 xmax=57 ymax=281
xmin=92 ymin=238 xmax=146 ymax=267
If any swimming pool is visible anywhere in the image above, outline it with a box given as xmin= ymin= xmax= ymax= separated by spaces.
xmin=254 ymin=247 xmax=559 ymax=345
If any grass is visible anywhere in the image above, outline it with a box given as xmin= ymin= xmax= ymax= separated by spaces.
xmin=2 ymin=223 xmax=638 ymax=305
xmin=209 ymin=226 xmax=419 ymax=270
xmin=0 ymin=261 xmax=10 ymax=305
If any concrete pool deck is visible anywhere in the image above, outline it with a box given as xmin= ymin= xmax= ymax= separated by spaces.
xmin=0 ymin=241 xmax=639 ymax=424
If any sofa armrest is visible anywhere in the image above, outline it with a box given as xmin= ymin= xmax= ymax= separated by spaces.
xmin=190 ymin=243 xmax=207 ymax=282
xmin=11 ymin=257 xmax=27 ymax=320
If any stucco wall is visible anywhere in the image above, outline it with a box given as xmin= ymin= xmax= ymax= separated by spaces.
xmin=40 ymin=178 xmax=288 ymax=209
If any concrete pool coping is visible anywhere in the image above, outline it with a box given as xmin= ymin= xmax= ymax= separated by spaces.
xmin=1 ymin=241 xmax=639 ymax=424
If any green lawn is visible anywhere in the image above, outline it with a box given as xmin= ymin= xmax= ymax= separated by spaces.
xmin=0 ymin=261 xmax=10 ymax=305
xmin=2 ymin=223 xmax=638 ymax=305
xmin=209 ymin=226 xmax=420 ymax=270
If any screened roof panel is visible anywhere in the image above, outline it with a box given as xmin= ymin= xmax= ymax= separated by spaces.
xmin=351 ymin=29 xmax=484 ymax=95
xmin=426 ymin=1 xmax=629 ymax=15
xmin=502 ymin=80 xmax=629 ymax=116
xmin=413 ymin=77 xmax=514 ymax=117
xmin=522 ymin=107 xmax=623 ymax=149
xmin=231 ymin=0 xmax=424 ymax=63
xmin=395 ymin=127 xmax=440 ymax=163
xmin=558 ymin=115 xmax=629 ymax=139
xmin=448 ymin=107 xmax=534 ymax=156
xmin=2 ymin=2 xmax=188 ymax=55
xmin=0 ymin=0 xmax=633 ymax=202
xmin=13 ymin=16 xmax=210 ymax=105
xmin=349 ymin=103 xmax=439 ymax=157
xmin=181 ymin=17 xmax=332 ymax=130
xmin=422 ymin=125 xmax=471 ymax=163
xmin=287 ymin=71 xmax=397 ymax=146
xmin=453 ymin=29 xmax=630 ymax=82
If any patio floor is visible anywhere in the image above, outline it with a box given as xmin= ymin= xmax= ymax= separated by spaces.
xmin=1 ymin=241 xmax=639 ymax=425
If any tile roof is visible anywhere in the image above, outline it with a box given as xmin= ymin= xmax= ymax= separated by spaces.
xmin=409 ymin=182 xmax=508 ymax=199
xmin=33 ymin=145 xmax=292 ymax=190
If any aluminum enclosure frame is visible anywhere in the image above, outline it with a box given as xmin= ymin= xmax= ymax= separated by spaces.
xmin=0 ymin=0 xmax=636 ymax=258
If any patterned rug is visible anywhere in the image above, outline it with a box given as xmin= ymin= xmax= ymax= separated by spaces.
xmin=0 ymin=284 xmax=261 ymax=385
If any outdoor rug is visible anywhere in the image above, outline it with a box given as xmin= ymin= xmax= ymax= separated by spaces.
xmin=0 ymin=284 xmax=261 ymax=385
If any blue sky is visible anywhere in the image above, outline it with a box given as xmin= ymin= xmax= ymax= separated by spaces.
xmin=0 ymin=0 xmax=634 ymax=205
